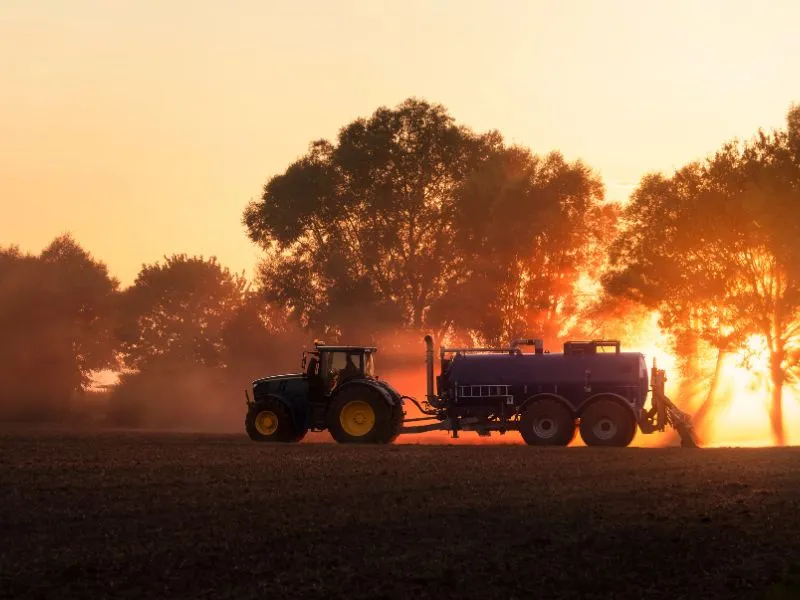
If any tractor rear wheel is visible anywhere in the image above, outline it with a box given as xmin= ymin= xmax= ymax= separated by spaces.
xmin=519 ymin=398 xmax=576 ymax=446
xmin=245 ymin=398 xmax=306 ymax=442
xmin=579 ymin=399 xmax=636 ymax=447
xmin=327 ymin=385 xmax=402 ymax=444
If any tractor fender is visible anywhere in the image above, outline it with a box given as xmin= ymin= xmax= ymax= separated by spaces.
xmin=254 ymin=393 xmax=307 ymax=432
xmin=579 ymin=392 xmax=638 ymax=419
xmin=336 ymin=380 xmax=399 ymax=407
xmin=373 ymin=379 xmax=404 ymax=406
xmin=518 ymin=393 xmax=574 ymax=416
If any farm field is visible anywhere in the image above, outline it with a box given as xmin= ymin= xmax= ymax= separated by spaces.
xmin=2 ymin=429 xmax=800 ymax=599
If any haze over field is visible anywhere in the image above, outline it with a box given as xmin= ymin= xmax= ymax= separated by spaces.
xmin=2 ymin=0 xmax=799 ymax=285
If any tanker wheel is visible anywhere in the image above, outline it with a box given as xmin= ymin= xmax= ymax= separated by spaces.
xmin=245 ymin=398 xmax=306 ymax=443
xmin=579 ymin=399 xmax=636 ymax=447
xmin=519 ymin=398 xmax=576 ymax=446
xmin=327 ymin=386 xmax=402 ymax=444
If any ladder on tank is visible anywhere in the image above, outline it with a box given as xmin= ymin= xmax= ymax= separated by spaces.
xmin=456 ymin=384 xmax=514 ymax=405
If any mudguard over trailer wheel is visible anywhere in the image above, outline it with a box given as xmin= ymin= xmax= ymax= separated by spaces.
xmin=519 ymin=398 xmax=577 ymax=446
xmin=327 ymin=385 xmax=403 ymax=444
xmin=579 ymin=399 xmax=636 ymax=447
xmin=246 ymin=398 xmax=306 ymax=443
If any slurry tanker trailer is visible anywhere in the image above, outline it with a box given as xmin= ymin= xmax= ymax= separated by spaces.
xmin=244 ymin=336 xmax=699 ymax=447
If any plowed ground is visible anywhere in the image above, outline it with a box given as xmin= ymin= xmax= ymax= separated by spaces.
xmin=2 ymin=429 xmax=800 ymax=599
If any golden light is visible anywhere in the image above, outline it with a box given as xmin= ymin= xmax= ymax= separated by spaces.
xmin=622 ymin=311 xmax=678 ymax=448
xmin=697 ymin=335 xmax=798 ymax=447
xmin=634 ymin=329 xmax=800 ymax=448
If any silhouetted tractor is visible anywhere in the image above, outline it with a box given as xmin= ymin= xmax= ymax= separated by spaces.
xmin=244 ymin=336 xmax=698 ymax=447
xmin=245 ymin=344 xmax=404 ymax=444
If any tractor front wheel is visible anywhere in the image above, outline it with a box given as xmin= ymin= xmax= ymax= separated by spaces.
xmin=579 ymin=399 xmax=636 ymax=447
xmin=245 ymin=398 xmax=306 ymax=442
xmin=327 ymin=386 xmax=402 ymax=444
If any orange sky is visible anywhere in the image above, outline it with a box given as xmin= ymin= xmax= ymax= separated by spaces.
xmin=2 ymin=0 xmax=799 ymax=286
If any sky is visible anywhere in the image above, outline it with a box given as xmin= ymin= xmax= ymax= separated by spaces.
xmin=2 ymin=0 xmax=799 ymax=287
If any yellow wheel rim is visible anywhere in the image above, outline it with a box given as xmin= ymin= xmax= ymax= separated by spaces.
xmin=255 ymin=410 xmax=278 ymax=436
xmin=339 ymin=400 xmax=375 ymax=437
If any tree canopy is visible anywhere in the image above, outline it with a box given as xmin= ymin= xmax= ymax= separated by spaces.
xmin=430 ymin=146 xmax=610 ymax=344
xmin=245 ymin=98 xmax=608 ymax=345
xmin=605 ymin=105 xmax=800 ymax=444
xmin=0 ymin=235 xmax=118 ymax=419
xmin=109 ymin=253 xmax=307 ymax=428
xmin=117 ymin=254 xmax=249 ymax=370
xmin=244 ymin=99 xmax=501 ymax=338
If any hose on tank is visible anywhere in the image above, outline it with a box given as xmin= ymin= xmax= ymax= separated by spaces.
xmin=400 ymin=395 xmax=439 ymax=416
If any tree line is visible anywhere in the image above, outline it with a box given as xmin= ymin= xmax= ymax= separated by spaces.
xmin=2 ymin=98 xmax=798 ymax=441
xmin=0 ymin=244 xmax=305 ymax=427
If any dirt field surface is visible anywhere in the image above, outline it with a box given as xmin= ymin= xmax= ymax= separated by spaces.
xmin=2 ymin=430 xmax=800 ymax=600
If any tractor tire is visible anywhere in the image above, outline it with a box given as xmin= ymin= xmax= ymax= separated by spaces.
xmin=327 ymin=385 xmax=402 ymax=444
xmin=386 ymin=396 xmax=405 ymax=443
xmin=245 ymin=398 xmax=306 ymax=443
xmin=519 ymin=398 xmax=576 ymax=446
xmin=579 ymin=398 xmax=636 ymax=447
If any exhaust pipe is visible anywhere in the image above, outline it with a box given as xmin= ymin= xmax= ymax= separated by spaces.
xmin=424 ymin=334 xmax=435 ymax=405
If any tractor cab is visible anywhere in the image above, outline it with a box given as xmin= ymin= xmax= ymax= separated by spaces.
xmin=303 ymin=344 xmax=377 ymax=396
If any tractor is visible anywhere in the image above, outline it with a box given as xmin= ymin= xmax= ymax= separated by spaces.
xmin=245 ymin=343 xmax=404 ymax=444
xmin=244 ymin=336 xmax=699 ymax=447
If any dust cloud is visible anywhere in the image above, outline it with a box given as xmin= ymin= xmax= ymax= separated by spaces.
xmin=3 ymin=306 xmax=797 ymax=447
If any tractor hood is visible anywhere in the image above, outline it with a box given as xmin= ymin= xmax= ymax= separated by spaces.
xmin=252 ymin=373 xmax=304 ymax=386
xmin=251 ymin=373 xmax=309 ymax=401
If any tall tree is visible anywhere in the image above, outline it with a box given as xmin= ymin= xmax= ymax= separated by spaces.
xmin=117 ymin=254 xmax=248 ymax=370
xmin=429 ymin=146 xmax=609 ymax=345
xmin=244 ymin=98 xmax=502 ymax=340
xmin=245 ymin=98 xmax=609 ymax=346
xmin=605 ymin=105 xmax=800 ymax=444
xmin=111 ymin=254 xmax=263 ymax=429
xmin=0 ymin=235 xmax=118 ymax=420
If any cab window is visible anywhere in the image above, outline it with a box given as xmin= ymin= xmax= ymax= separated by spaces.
xmin=364 ymin=353 xmax=374 ymax=377
xmin=330 ymin=352 xmax=348 ymax=373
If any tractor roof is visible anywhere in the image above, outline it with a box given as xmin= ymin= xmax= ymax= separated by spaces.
xmin=313 ymin=344 xmax=378 ymax=352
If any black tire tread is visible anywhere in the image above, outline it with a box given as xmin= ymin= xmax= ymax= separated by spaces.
xmin=579 ymin=398 xmax=636 ymax=447
xmin=327 ymin=384 xmax=401 ymax=444
xmin=519 ymin=397 xmax=576 ymax=446
xmin=385 ymin=399 xmax=405 ymax=444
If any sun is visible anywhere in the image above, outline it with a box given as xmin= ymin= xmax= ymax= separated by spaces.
xmin=623 ymin=315 xmax=800 ymax=447
xmin=702 ymin=334 xmax=781 ymax=447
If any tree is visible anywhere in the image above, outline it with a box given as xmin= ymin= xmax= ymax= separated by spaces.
xmin=0 ymin=235 xmax=118 ymax=420
xmin=605 ymin=105 xmax=800 ymax=444
xmin=117 ymin=254 xmax=248 ymax=370
xmin=244 ymin=98 xmax=502 ymax=340
xmin=111 ymin=254 xmax=307 ymax=429
xmin=112 ymin=254 xmax=248 ymax=429
xmin=604 ymin=165 xmax=741 ymax=420
xmin=245 ymin=98 xmax=609 ymax=346
xmin=429 ymin=146 xmax=609 ymax=345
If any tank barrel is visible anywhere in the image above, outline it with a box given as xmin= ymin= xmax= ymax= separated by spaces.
xmin=424 ymin=335 xmax=435 ymax=404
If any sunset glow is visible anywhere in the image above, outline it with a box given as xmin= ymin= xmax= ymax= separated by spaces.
xmin=701 ymin=339 xmax=800 ymax=448
xmin=2 ymin=1 xmax=799 ymax=447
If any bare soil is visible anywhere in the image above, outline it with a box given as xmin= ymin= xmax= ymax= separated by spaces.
xmin=1 ymin=428 xmax=799 ymax=599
